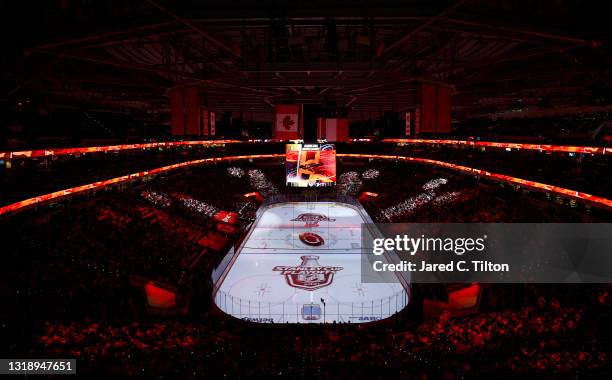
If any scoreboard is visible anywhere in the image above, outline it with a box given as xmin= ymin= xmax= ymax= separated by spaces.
xmin=285 ymin=144 xmax=336 ymax=187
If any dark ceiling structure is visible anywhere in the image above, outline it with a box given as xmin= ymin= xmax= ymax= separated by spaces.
xmin=1 ymin=0 xmax=610 ymax=122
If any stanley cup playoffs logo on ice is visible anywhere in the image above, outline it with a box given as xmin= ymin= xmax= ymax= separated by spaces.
xmin=273 ymin=255 xmax=343 ymax=291
xmin=291 ymin=213 xmax=336 ymax=228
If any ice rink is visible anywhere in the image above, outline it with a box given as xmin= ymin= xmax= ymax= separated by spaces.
xmin=214 ymin=202 xmax=408 ymax=323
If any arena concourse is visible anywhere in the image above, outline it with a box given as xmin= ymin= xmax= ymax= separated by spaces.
xmin=1 ymin=1 xmax=611 ymax=379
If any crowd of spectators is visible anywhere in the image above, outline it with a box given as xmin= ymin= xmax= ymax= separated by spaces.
xmin=28 ymin=285 xmax=612 ymax=378
xmin=1 ymin=138 xmax=609 ymax=211
xmin=337 ymin=171 xmax=363 ymax=196
xmin=453 ymin=111 xmax=611 ymax=144
xmin=346 ymin=161 xmax=606 ymax=223
xmin=2 ymin=160 xmax=611 ymax=378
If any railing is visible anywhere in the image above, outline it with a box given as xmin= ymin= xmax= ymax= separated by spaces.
xmin=3 ymin=153 xmax=611 ymax=217
xmin=1 ymin=138 xmax=609 ymax=161
xmin=214 ymin=288 xmax=409 ymax=324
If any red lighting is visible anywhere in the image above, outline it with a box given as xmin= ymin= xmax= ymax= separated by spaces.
xmin=0 ymin=138 xmax=608 ymax=160
xmin=0 ymin=154 xmax=282 ymax=216
xmin=339 ymin=154 xmax=612 ymax=209
xmin=382 ymin=138 xmax=610 ymax=155
xmin=244 ymin=192 xmax=265 ymax=202
xmin=0 ymin=140 xmax=242 ymax=160
xmin=449 ymin=284 xmax=481 ymax=308
xmin=0 ymin=153 xmax=610 ymax=216
xmin=144 ymin=282 xmax=176 ymax=309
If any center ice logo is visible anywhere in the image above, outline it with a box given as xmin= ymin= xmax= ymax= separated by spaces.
xmin=273 ymin=255 xmax=343 ymax=291
xmin=290 ymin=213 xmax=336 ymax=228
xmin=299 ymin=232 xmax=325 ymax=246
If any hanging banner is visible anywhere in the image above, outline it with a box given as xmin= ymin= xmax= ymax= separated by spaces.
xmin=405 ymin=112 xmax=411 ymax=136
xmin=322 ymin=118 xmax=349 ymax=142
xmin=275 ymin=104 xmax=300 ymax=140
xmin=317 ymin=117 xmax=326 ymax=140
xmin=184 ymin=86 xmax=201 ymax=135
xmin=210 ymin=111 xmax=216 ymax=136
xmin=201 ymin=109 xmax=209 ymax=136
xmin=420 ymin=84 xmax=436 ymax=133
xmin=168 ymin=88 xmax=185 ymax=136
xmin=437 ymin=86 xmax=452 ymax=134
xmin=326 ymin=118 xmax=337 ymax=141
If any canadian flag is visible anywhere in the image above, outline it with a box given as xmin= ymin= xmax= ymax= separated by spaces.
xmin=275 ymin=104 xmax=300 ymax=140
xmin=318 ymin=118 xmax=349 ymax=142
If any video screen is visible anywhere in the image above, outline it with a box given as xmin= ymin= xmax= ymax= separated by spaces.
xmin=286 ymin=143 xmax=336 ymax=187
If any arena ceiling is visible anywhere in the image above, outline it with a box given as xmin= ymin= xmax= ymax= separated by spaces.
xmin=1 ymin=0 xmax=611 ymax=121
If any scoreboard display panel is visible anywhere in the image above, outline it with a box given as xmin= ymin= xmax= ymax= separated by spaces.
xmin=286 ymin=144 xmax=336 ymax=187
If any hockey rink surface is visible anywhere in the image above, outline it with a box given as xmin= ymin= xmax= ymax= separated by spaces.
xmin=214 ymin=202 xmax=408 ymax=323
